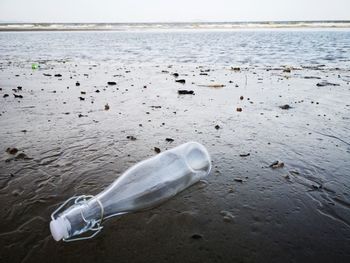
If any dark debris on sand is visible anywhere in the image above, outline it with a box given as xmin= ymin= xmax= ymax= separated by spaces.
xmin=175 ymin=79 xmax=186 ymax=84
xmin=279 ymin=104 xmax=292 ymax=110
xmin=178 ymin=90 xmax=194 ymax=95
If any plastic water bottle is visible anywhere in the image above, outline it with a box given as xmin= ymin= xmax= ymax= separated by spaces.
xmin=50 ymin=142 xmax=211 ymax=242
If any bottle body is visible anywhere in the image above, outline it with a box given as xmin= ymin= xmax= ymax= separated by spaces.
xmin=50 ymin=142 xmax=211 ymax=241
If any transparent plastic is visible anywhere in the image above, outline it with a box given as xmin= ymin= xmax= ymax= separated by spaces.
xmin=50 ymin=142 xmax=211 ymax=241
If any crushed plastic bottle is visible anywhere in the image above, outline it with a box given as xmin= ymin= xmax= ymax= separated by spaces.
xmin=31 ymin=63 xmax=39 ymax=69
xmin=50 ymin=142 xmax=211 ymax=242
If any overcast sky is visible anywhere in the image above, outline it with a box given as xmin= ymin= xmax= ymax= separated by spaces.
xmin=0 ymin=0 xmax=349 ymax=23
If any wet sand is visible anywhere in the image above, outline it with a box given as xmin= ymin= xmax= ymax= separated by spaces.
xmin=0 ymin=61 xmax=350 ymax=262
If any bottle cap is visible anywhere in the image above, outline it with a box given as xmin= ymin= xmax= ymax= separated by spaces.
xmin=50 ymin=217 xmax=70 ymax=241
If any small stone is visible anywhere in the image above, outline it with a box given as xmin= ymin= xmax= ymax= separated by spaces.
xmin=234 ymin=178 xmax=243 ymax=183
xmin=78 ymin=97 xmax=85 ymax=101
xmin=54 ymin=74 xmax=62 ymax=77
xmin=240 ymin=96 xmax=244 ymax=100
xmin=6 ymin=147 xmax=18 ymax=155
xmin=81 ymin=91 xmax=86 ymax=95
xmin=239 ymin=153 xmax=250 ymax=157
xmin=165 ymin=138 xmax=174 ymax=142
xmin=127 ymin=135 xmax=137 ymax=141
xmin=13 ymin=94 xmax=23 ymax=99
xmin=175 ymin=79 xmax=186 ymax=84
xmin=178 ymin=90 xmax=194 ymax=95
xmin=173 ymin=73 xmax=179 ymax=77
xmin=75 ymin=82 xmax=80 ymax=86
xmin=269 ymin=161 xmax=285 ymax=169
xmin=154 ymin=147 xmax=161 ymax=153
xmin=231 ymin=67 xmax=241 ymax=71
xmin=215 ymin=125 xmax=220 ymax=130
xmin=191 ymin=234 xmax=202 ymax=240
xmin=279 ymin=104 xmax=291 ymax=110
xmin=107 ymin=81 xmax=117 ymax=85
xmin=236 ymin=107 xmax=242 ymax=112
xmin=3 ymin=94 xmax=9 ymax=98
xmin=104 ymin=103 xmax=110 ymax=111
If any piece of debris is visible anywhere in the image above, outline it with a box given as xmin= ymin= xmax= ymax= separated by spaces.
xmin=234 ymin=178 xmax=243 ymax=183
xmin=154 ymin=147 xmax=161 ymax=153
xmin=165 ymin=138 xmax=174 ymax=142
xmin=231 ymin=67 xmax=241 ymax=71
xmin=215 ymin=125 xmax=220 ymax=130
xmin=6 ymin=147 xmax=18 ymax=155
xmin=220 ymin=211 xmax=235 ymax=223
xmin=279 ymin=104 xmax=292 ymax=110
xmin=78 ymin=114 xmax=87 ymax=118
xmin=78 ymin=97 xmax=85 ymax=101
xmin=178 ymin=90 xmax=194 ymax=95
xmin=126 ymin=135 xmax=137 ymax=141
xmin=172 ymin=73 xmax=179 ymax=77
xmin=17 ymin=86 xmax=22 ymax=90
xmin=239 ymin=153 xmax=250 ymax=157
xmin=104 ymin=103 xmax=110 ymax=111
xmin=283 ymin=68 xmax=291 ymax=73
xmin=43 ymin=73 xmax=52 ymax=77
xmin=316 ymin=81 xmax=340 ymax=87
xmin=198 ymin=84 xmax=225 ymax=88
xmin=3 ymin=94 xmax=9 ymax=98
xmin=269 ymin=161 xmax=285 ymax=169
xmin=107 ymin=81 xmax=117 ymax=85
xmin=175 ymin=79 xmax=186 ymax=84
xmin=95 ymin=89 xmax=100 ymax=93
xmin=75 ymin=82 xmax=80 ymax=86
xmin=54 ymin=74 xmax=62 ymax=77
xmin=81 ymin=91 xmax=86 ymax=95
xmin=236 ymin=107 xmax=242 ymax=112
xmin=240 ymin=96 xmax=244 ymax=100
xmin=191 ymin=234 xmax=203 ymax=240
xmin=13 ymin=94 xmax=23 ymax=99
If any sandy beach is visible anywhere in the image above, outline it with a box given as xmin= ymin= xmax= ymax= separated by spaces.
xmin=1 ymin=55 xmax=350 ymax=262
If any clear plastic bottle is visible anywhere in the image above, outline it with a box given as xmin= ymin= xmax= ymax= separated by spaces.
xmin=50 ymin=142 xmax=211 ymax=242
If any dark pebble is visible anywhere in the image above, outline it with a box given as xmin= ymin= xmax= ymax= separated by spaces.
xmin=178 ymin=90 xmax=194 ymax=95
xmin=54 ymin=74 xmax=62 ymax=77
xmin=154 ymin=147 xmax=161 ymax=153
xmin=107 ymin=81 xmax=117 ymax=85
xmin=78 ymin=97 xmax=85 ymax=101
xmin=175 ymin=79 xmax=186 ymax=84
xmin=165 ymin=138 xmax=174 ymax=142
xmin=279 ymin=104 xmax=292 ymax=110
xmin=239 ymin=153 xmax=250 ymax=157
xmin=6 ymin=147 xmax=18 ymax=155
xmin=13 ymin=94 xmax=23 ymax=99
xmin=126 ymin=135 xmax=137 ymax=141
xmin=76 ymin=82 xmax=80 ymax=86
xmin=191 ymin=234 xmax=203 ymax=240
xmin=3 ymin=94 xmax=9 ymax=98
xmin=215 ymin=125 xmax=220 ymax=130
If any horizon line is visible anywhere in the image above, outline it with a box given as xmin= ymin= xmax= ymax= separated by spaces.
xmin=1 ymin=20 xmax=350 ymax=24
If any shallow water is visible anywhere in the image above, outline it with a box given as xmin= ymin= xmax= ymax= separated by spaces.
xmin=0 ymin=31 xmax=350 ymax=262
xmin=0 ymin=30 xmax=350 ymax=67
